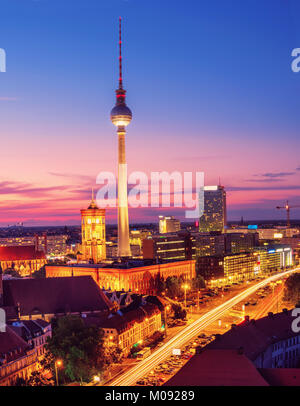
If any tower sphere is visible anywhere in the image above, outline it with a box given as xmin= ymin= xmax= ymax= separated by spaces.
xmin=110 ymin=104 xmax=132 ymax=127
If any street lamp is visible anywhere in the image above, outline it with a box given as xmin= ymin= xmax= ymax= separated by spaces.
xmin=181 ymin=284 xmax=189 ymax=311
xmin=164 ymin=305 xmax=170 ymax=336
xmin=54 ymin=359 xmax=63 ymax=386
xmin=93 ymin=375 xmax=100 ymax=384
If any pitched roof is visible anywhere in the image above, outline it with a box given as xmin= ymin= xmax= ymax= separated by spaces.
xmin=259 ymin=368 xmax=300 ymax=386
xmin=0 ymin=245 xmax=45 ymax=261
xmin=0 ymin=326 xmax=29 ymax=363
xmin=206 ymin=310 xmax=297 ymax=361
xmin=3 ymin=276 xmax=112 ymax=318
xmin=84 ymin=303 xmax=160 ymax=333
xmin=165 ymin=349 xmax=269 ymax=386
xmin=9 ymin=319 xmax=51 ymax=341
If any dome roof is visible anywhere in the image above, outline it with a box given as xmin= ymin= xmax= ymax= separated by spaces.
xmin=110 ymin=104 xmax=132 ymax=119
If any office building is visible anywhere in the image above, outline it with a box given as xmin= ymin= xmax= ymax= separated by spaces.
xmin=159 ymin=216 xmax=181 ymax=234
xmin=199 ymin=185 xmax=227 ymax=233
xmin=142 ymin=232 xmax=194 ymax=261
xmin=255 ymin=245 xmax=293 ymax=273
xmin=225 ymin=232 xmax=259 ymax=254
xmin=193 ymin=232 xmax=225 ymax=257
xmin=198 ymin=252 xmax=257 ymax=285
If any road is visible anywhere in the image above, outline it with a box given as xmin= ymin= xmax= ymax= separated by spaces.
xmin=253 ymin=283 xmax=284 ymax=319
xmin=108 ymin=267 xmax=299 ymax=386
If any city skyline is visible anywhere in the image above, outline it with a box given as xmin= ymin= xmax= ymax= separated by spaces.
xmin=0 ymin=0 xmax=300 ymax=226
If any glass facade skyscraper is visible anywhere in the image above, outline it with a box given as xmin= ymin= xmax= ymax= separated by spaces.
xmin=199 ymin=185 xmax=227 ymax=233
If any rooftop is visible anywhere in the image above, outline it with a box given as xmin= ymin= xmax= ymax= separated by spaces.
xmin=0 ymin=326 xmax=29 ymax=363
xmin=46 ymin=258 xmax=193 ymax=270
xmin=205 ymin=310 xmax=298 ymax=361
xmin=165 ymin=349 xmax=268 ymax=386
xmin=3 ymin=276 xmax=112 ymax=318
xmin=0 ymin=245 xmax=45 ymax=261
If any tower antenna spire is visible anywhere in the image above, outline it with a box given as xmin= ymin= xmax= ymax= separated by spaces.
xmin=119 ymin=16 xmax=123 ymax=89
xmin=110 ymin=17 xmax=132 ymax=258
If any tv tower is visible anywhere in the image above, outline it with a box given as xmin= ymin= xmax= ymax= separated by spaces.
xmin=110 ymin=17 xmax=132 ymax=258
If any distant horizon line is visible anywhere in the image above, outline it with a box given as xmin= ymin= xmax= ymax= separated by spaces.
xmin=0 ymin=219 xmax=299 ymax=229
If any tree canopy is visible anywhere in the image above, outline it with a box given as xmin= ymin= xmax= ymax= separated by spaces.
xmin=283 ymin=273 xmax=300 ymax=306
xmin=191 ymin=275 xmax=206 ymax=290
xmin=31 ymin=265 xmax=46 ymax=279
xmin=42 ymin=315 xmax=122 ymax=384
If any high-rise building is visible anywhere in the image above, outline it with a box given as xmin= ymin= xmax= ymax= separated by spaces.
xmin=199 ymin=185 xmax=227 ymax=233
xmin=193 ymin=232 xmax=225 ymax=257
xmin=159 ymin=216 xmax=181 ymax=234
xmin=142 ymin=232 xmax=195 ymax=261
xmin=110 ymin=17 xmax=132 ymax=257
xmin=80 ymin=194 xmax=106 ymax=263
xmin=225 ymin=232 xmax=259 ymax=254
xmin=198 ymin=252 xmax=257 ymax=285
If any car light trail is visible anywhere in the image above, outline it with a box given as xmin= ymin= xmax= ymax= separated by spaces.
xmin=108 ymin=268 xmax=299 ymax=386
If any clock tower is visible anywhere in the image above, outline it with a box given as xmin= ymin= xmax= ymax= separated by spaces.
xmin=80 ymin=193 xmax=106 ymax=263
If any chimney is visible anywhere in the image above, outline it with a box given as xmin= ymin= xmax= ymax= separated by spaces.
xmin=282 ymin=308 xmax=288 ymax=314
xmin=245 ymin=315 xmax=250 ymax=322
xmin=231 ymin=323 xmax=237 ymax=329
xmin=268 ymin=312 xmax=274 ymax=318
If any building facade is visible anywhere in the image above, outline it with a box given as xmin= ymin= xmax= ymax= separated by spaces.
xmin=159 ymin=216 xmax=181 ymax=234
xmin=194 ymin=232 xmax=225 ymax=258
xmin=255 ymin=246 xmax=293 ymax=273
xmin=199 ymin=185 xmax=227 ymax=233
xmin=46 ymin=259 xmax=196 ymax=294
xmin=142 ymin=233 xmax=195 ymax=262
xmin=225 ymin=232 xmax=259 ymax=254
xmin=0 ymin=246 xmax=46 ymax=276
xmin=80 ymin=197 xmax=106 ymax=263
xmin=0 ymin=326 xmax=39 ymax=386
xmin=198 ymin=252 xmax=258 ymax=285
xmin=87 ymin=303 xmax=162 ymax=356
xmin=9 ymin=319 xmax=52 ymax=361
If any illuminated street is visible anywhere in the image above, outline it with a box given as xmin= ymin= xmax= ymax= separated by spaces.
xmin=108 ymin=268 xmax=299 ymax=386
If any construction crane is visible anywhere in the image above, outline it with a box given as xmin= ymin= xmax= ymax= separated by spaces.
xmin=276 ymin=200 xmax=300 ymax=228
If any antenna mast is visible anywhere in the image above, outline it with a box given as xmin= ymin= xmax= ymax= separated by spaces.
xmin=119 ymin=16 xmax=123 ymax=89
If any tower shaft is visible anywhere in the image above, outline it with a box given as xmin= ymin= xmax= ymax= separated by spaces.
xmin=117 ymin=127 xmax=131 ymax=257
xmin=110 ymin=17 xmax=132 ymax=258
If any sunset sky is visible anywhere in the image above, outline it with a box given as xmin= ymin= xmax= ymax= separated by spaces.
xmin=0 ymin=0 xmax=300 ymax=226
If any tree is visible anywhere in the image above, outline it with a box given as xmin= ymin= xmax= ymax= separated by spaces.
xmin=172 ymin=303 xmax=187 ymax=320
xmin=27 ymin=371 xmax=53 ymax=386
xmin=31 ymin=265 xmax=46 ymax=279
xmin=4 ymin=268 xmax=22 ymax=278
xmin=283 ymin=273 xmax=300 ymax=306
xmin=43 ymin=315 xmax=122 ymax=384
xmin=65 ymin=253 xmax=76 ymax=260
xmin=165 ymin=276 xmax=181 ymax=298
xmin=130 ymin=343 xmax=142 ymax=357
xmin=14 ymin=377 xmax=27 ymax=386
xmin=155 ymin=273 xmax=165 ymax=295
xmin=191 ymin=275 xmax=206 ymax=290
